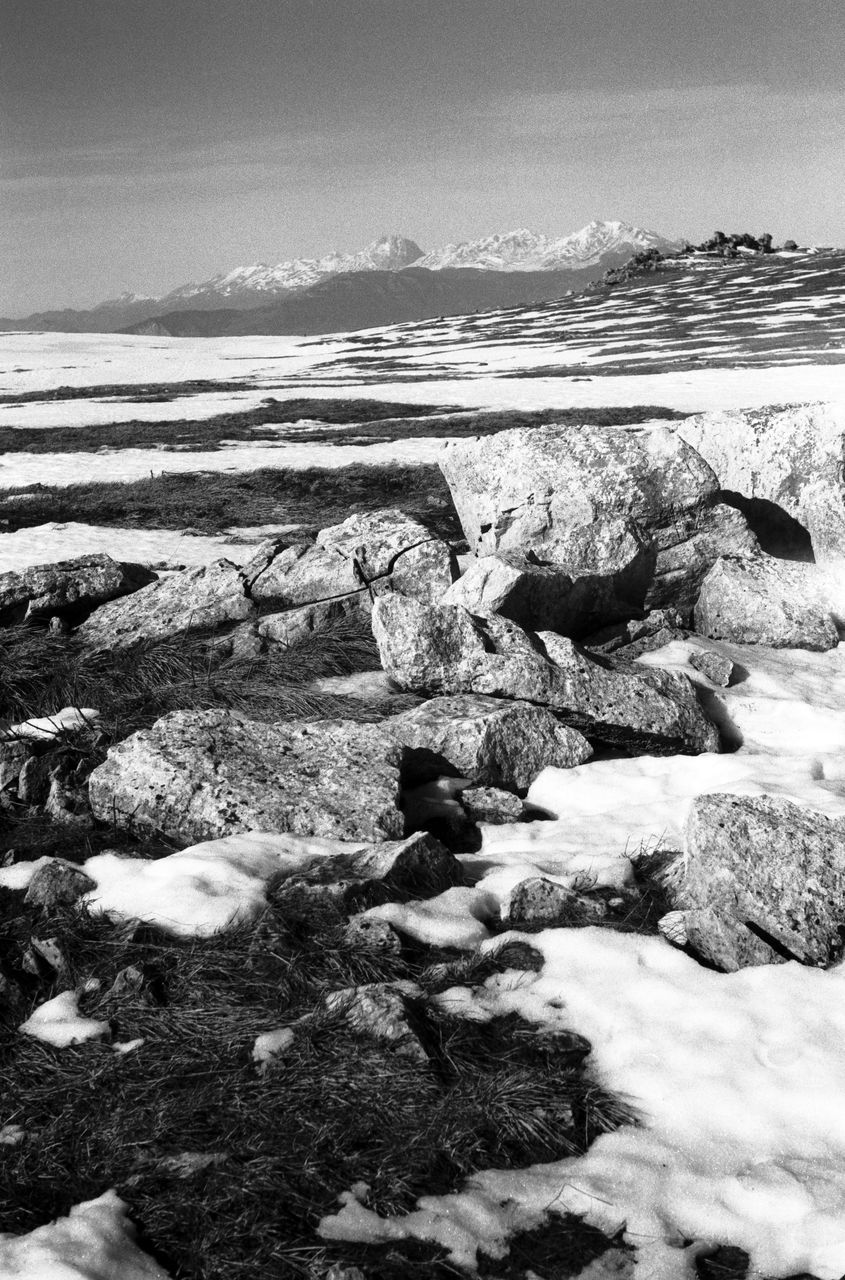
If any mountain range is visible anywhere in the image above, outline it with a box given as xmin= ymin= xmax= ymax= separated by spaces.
xmin=2 ymin=220 xmax=681 ymax=337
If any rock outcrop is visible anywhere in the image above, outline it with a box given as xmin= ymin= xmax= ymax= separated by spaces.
xmin=88 ymin=710 xmax=405 ymax=844
xmin=439 ymin=423 xmax=757 ymax=630
xmin=0 ymin=554 xmax=155 ymax=626
xmin=695 ymin=555 xmax=839 ymax=650
xmin=677 ymin=791 xmax=845 ymax=969
xmin=677 ymin=402 xmax=845 ymax=561
xmin=372 ymin=597 xmax=720 ymax=755
xmin=385 ymin=694 xmax=592 ymax=789
xmin=76 ymin=560 xmax=253 ymax=651
xmin=441 ymin=552 xmax=590 ymax=635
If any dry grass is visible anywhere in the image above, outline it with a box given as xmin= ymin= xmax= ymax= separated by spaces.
xmin=0 ymin=894 xmax=634 ymax=1280
xmin=0 ymin=463 xmax=460 ymax=538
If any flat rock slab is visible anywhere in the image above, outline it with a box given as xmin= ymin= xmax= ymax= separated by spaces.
xmin=88 ymin=710 xmax=405 ymax=844
xmin=681 ymin=791 xmax=845 ymax=969
xmin=385 ymin=693 xmax=592 ymax=789
xmin=76 ymin=559 xmax=253 ymax=651
xmin=373 ymin=596 xmax=719 ymax=755
xmin=0 ymin=554 xmax=155 ymax=626
xmin=695 ymin=555 xmax=839 ymax=651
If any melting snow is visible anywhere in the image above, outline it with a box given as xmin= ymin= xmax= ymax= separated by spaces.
xmin=18 ymin=991 xmax=110 ymax=1048
xmin=0 ymin=1190 xmax=172 ymax=1279
xmin=321 ymin=927 xmax=845 ymax=1278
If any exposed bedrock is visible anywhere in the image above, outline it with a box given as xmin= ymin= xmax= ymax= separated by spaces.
xmin=439 ymin=422 xmax=757 ymax=633
xmin=372 ymin=595 xmax=720 ymax=755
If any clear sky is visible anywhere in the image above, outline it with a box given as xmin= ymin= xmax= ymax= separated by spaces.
xmin=3 ymin=0 xmax=843 ymax=313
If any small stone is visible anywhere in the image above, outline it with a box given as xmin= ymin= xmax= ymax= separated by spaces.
xmin=325 ymin=982 xmax=427 ymax=1060
xmin=343 ymin=916 xmax=403 ymax=954
xmin=688 ymin=649 xmax=735 ymax=686
xmin=22 ymin=937 xmax=70 ymax=980
xmin=24 ymin=860 xmax=96 ymax=908
xmin=460 ymin=786 xmax=524 ymax=825
xmin=503 ymin=877 xmax=609 ymax=929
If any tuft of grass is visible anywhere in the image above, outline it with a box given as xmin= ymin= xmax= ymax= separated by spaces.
xmin=0 ymin=893 xmax=633 ymax=1280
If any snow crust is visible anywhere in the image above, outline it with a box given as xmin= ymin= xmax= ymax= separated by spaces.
xmin=0 ymin=1190 xmax=172 ymax=1279
xmin=18 ymin=991 xmax=109 ymax=1048
xmin=321 ymin=927 xmax=845 ymax=1278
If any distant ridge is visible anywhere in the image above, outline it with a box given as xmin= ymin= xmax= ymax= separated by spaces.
xmin=0 ymin=220 xmax=679 ymax=335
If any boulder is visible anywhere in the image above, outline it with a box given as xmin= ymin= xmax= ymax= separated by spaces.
xmin=694 ymin=556 xmax=839 ymax=650
xmin=88 ymin=710 xmax=404 ymax=844
xmin=75 ymin=559 xmax=253 ymax=651
xmin=676 ymin=402 xmax=845 ymax=561
xmin=0 ymin=554 xmax=156 ymax=626
xmin=372 ymin=597 xmax=720 ymax=755
xmin=385 ymin=693 xmax=592 ymax=788
xmin=442 ymin=551 xmax=600 ymax=636
xmin=248 ymin=509 xmax=454 ymax=609
xmin=680 ymin=792 xmax=845 ymax=968
xmin=439 ymin=423 xmax=756 ymax=628
xmin=688 ymin=649 xmax=734 ymax=687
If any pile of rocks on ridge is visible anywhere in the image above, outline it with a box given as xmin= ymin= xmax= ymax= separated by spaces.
xmin=5 ymin=400 xmax=845 ymax=973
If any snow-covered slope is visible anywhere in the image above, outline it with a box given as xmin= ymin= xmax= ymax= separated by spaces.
xmin=415 ymin=219 xmax=680 ymax=271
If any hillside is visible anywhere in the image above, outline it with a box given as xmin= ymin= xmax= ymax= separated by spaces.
xmin=120 ymin=266 xmax=610 ymax=338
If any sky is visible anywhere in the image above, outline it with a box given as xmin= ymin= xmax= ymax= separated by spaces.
xmin=2 ymin=0 xmax=844 ymax=313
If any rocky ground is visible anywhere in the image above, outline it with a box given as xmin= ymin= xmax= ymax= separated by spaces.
xmin=2 ymin=396 xmax=845 ymax=1279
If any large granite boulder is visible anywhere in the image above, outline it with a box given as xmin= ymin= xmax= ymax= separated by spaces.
xmin=677 ymin=791 xmax=845 ymax=969
xmin=695 ymin=555 xmax=839 ymax=650
xmin=442 ymin=552 xmax=601 ymax=636
xmin=88 ymin=710 xmax=404 ymax=844
xmin=372 ymin=597 xmax=719 ymax=755
xmin=677 ymin=401 xmax=845 ymax=561
xmin=439 ymin=423 xmax=756 ymax=628
xmin=75 ymin=560 xmax=253 ymax=651
xmin=385 ymin=694 xmax=592 ymax=789
xmin=248 ymin=509 xmax=455 ymax=609
xmin=0 ymin=554 xmax=155 ymax=626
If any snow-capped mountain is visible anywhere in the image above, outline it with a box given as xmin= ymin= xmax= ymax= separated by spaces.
xmin=163 ymin=235 xmax=424 ymax=303
xmin=1 ymin=221 xmax=682 ymax=334
xmin=415 ymin=220 xmax=680 ymax=271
